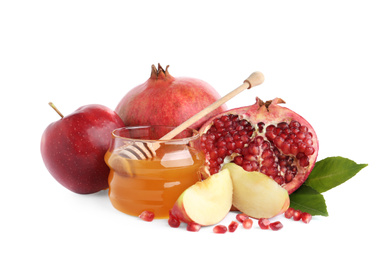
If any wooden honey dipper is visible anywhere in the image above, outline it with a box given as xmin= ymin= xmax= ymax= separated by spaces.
xmin=117 ymin=71 xmax=265 ymax=160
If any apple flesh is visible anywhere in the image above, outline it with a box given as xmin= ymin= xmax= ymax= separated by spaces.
xmin=41 ymin=104 xmax=125 ymax=194
xmin=170 ymin=168 xmax=233 ymax=226
xmin=222 ymin=163 xmax=290 ymax=219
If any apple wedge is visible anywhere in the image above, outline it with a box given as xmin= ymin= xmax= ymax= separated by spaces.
xmin=222 ymin=163 xmax=290 ymax=219
xmin=170 ymin=168 xmax=233 ymax=226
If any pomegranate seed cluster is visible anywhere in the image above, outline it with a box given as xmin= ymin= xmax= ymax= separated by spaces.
xmin=200 ymin=114 xmax=316 ymax=186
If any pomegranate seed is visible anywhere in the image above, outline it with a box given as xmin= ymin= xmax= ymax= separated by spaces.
xmin=214 ymin=119 xmax=224 ymax=129
xmin=209 ymin=167 xmax=219 ymax=174
xmin=234 ymin=156 xmax=244 ymax=165
xmin=298 ymin=143 xmax=307 ymax=153
xmin=251 ymin=161 xmax=259 ymax=170
xmin=258 ymin=218 xmax=271 ymax=229
xmin=187 ymin=223 xmax=201 ymax=232
xmin=290 ymin=143 xmax=299 ymax=155
xmin=274 ymin=176 xmax=284 ymax=185
xmin=293 ymin=209 xmax=302 ymax=221
xmin=228 ymin=221 xmax=239 ymax=232
xmin=209 ymin=149 xmax=218 ymax=160
xmin=258 ymin=122 xmax=265 ymax=132
xmin=233 ymin=133 xmax=241 ymax=140
xmin=227 ymin=142 xmax=235 ymax=150
xmin=220 ymin=115 xmax=229 ymax=122
xmin=267 ymin=167 xmax=279 ymax=177
xmin=236 ymin=213 xmax=249 ymax=223
xmin=265 ymin=131 xmax=277 ymax=141
xmin=217 ymin=140 xmax=227 ymax=148
xmin=261 ymin=148 xmax=273 ymax=159
xmin=301 ymin=212 xmax=312 ymax=224
xmin=305 ymin=138 xmax=313 ymax=146
xmin=241 ymin=135 xmax=250 ymax=142
xmin=269 ymin=221 xmax=283 ymax=231
xmin=139 ymin=210 xmax=154 ymax=222
xmin=296 ymin=132 xmax=306 ymax=140
xmin=281 ymin=142 xmax=291 ymax=154
xmin=261 ymin=158 xmax=274 ymax=168
xmin=290 ymin=120 xmax=301 ymax=128
xmin=285 ymin=172 xmax=294 ymax=183
xmin=167 ymin=210 xmax=180 ymax=228
xmin=248 ymin=143 xmax=260 ymax=155
xmin=299 ymin=156 xmax=310 ymax=167
xmin=284 ymin=208 xmax=295 ymax=219
xmin=242 ymin=218 xmax=253 ymax=229
xmin=254 ymin=136 xmax=264 ymax=145
xmin=277 ymin=122 xmax=289 ymax=129
xmin=168 ymin=217 xmax=180 ymax=228
xmin=261 ymin=141 xmax=270 ymax=149
xmin=244 ymin=154 xmax=257 ymax=161
xmin=305 ymin=146 xmax=315 ymax=156
xmin=213 ymin=225 xmax=228 ymax=234
xmin=235 ymin=140 xmax=244 ymax=149
xmin=274 ymin=136 xmax=284 ymax=148
xmin=242 ymin=162 xmax=253 ymax=171
xmin=217 ymin=147 xmax=227 ymax=157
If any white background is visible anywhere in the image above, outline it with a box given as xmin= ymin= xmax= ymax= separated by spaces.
xmin=1 ymin=0 xmax=389 ymax=259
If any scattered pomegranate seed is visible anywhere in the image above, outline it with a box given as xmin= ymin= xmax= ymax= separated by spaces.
xmin=168 ymin=217 xmax=180 ymax=228
xmin=285 ymin=208 xmax=312 ymax=224
xmin=139 ymin=210 xmax=154 ymax=222
xmin=168 ymin=210 xmax=180 ymax=228
xmin=213 ymin=225 xmax=228 ymax=234
xmin=269 ymin=221 xmax=283 ymax=231
xmin=284 ymin=208 xmax=295 ymax=219
xmin=236 ymin=213 xmax=249 ymax=223
xmin=187 ymin=223 xmax=201 ymax=232
xmin=293 ymin=209 xmax=302 ymax=221
xmin=301 ymin=212 xmax=312 ymax=224
xmin=228 ymin=221 xmax=239 ymax=232
xmin=242 ymin=218 xmax=253 ymax=229
xmin=258 ymin=218 xmax=271 ymax=230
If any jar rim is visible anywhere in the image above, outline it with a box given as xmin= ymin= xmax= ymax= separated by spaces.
xmin=111 ymin=125 xmax=200 ymax=144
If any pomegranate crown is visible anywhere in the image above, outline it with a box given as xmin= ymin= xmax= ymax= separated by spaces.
xmin=255 ymin=97 xmax=286 ymax=111
xmin=150 ymin=63 xmax=173 ymax=80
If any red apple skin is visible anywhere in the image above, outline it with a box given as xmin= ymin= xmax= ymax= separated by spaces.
xmin=41 ymin=104 xmax=125 ymax=194
xmin=170 ymin=194 xmax=193 ymax=224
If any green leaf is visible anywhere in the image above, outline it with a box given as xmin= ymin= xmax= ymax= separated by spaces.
xmin=305 ymin=156 xmax=368 ymax=193
xmin=290 ymin=185 xmax=328 ymax=216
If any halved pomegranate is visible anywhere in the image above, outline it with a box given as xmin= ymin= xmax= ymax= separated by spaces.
xmin=198 ymin=97 xmax=319 ymax=194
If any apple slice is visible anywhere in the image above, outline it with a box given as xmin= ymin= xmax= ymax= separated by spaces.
xmin=222 ymin=163 xmax=290 ymax=219
xmin=170 ymin=168 xmax=233 ymax=226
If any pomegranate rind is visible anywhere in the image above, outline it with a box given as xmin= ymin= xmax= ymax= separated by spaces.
xmin=199 ymin=97 xmax=319 ymax=194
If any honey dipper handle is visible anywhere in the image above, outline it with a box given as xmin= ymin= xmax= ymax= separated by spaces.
xmin=161 ymin=71 xmax=265 ymax=140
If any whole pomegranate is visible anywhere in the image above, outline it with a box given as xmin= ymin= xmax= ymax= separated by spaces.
xmin=115 ymin=64 xmax=227 ymax=130
xmin=199 ymin=97 xmax=319 ymax=194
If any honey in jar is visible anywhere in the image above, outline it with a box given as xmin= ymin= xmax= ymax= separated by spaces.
xmin=105 ymin=126 xmax=204 ymax=218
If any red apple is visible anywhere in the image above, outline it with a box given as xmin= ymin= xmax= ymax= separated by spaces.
xmin=41 ymin=103 xmax=125 ymax=194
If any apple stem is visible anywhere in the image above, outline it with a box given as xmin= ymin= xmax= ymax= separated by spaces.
xmin=48 ymin=102 xmax=64 ymax=118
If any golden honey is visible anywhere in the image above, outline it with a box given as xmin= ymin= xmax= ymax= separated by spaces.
xmin=105 ymin=126 xmax=204 ymax=218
